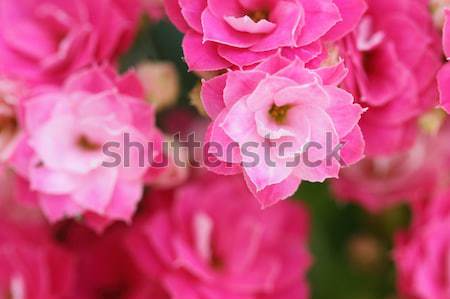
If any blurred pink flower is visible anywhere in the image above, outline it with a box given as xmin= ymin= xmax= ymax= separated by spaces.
xmin=8 ymin=65 xmax=163 ymax=232
xmin=333 ymin=119 xmax=450 ymax=212
xmin=0 ymin=0 xmax=141 ymax=84
xmin=0 ymin=220 xmax=75 ymax=299
xmin=127 ymin=173 xmax=312 ymax=299
xmin=202 ymin=54 xmax=365 ymax=207
xmin=164 ymin=0 xmax=366 ymax=70
xmin=340 ymin=0 xmax=442 ymax=156
xmin=394 ymin=190 xmax=450 ymax=299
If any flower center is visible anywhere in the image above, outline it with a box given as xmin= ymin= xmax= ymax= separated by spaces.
xmin=248 ymin=10 xmax=269 ymax=22
xmin=269 ymin=104 xmax=290 ymax=124
xmin=77 ymin=135 xmax=101 ymax=152
xmin=0 ymin=115 xmax=18 ymax=135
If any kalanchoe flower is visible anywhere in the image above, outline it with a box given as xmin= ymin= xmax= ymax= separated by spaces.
xmin=394 ymin=190 xmax=450 ymax=299
xmin=0 ymin=0 xmax=141 ymax=84
xmin=333 ymin=118 xmax=450 ymax=213
xmin=0 ymin=220 xmax=76 ymax=299
xmin=127 ymin=173 xmax=312 ymax=299
xmin=339 ymin=0 xmax=442 ymax=156
xmin=8 ymin=65 xmax=163 ymax=232
xmin=202 ymin=54 xmax=365 ymax=207
xmin=164 ymin=0 xmax=367 ymax=70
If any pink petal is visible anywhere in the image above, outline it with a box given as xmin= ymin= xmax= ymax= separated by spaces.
xmin=340 ymin=125 xmax=365 ymax=166
xmin=324 ymin=0 xmax=367 ymax=41
xmin=244 ymin=173 xmax=301 ymax=208
xmin=225 ymin=16 xmax=276 ymax=34
xmin=201 ymin=9 xmax=259 ymax=48
xmin=163 ymin=0 xmax=190 ymax=32
xmin=179 ymin=0 xmax=207 ymax=33
xmin=437 ymin=63 xmax=450 ymax=113
xmin=201 ymin=73 xmax=227 ymax=119
xmin=251 ymin=1 xmax=303 ymax=51
xmin=223 ymin=70 xmax=267 ymax=107
xmin=182 ymin=31 xmax=232 ymax=71
xmin=296 ymin=0 xmax=341 ymax=45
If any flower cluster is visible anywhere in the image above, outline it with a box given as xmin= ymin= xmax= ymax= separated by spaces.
xmin=0 ymin=0 xmax=450 ymax=298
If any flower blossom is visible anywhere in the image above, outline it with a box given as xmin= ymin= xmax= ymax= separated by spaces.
xmin=164 ymin=0 xmax=367 ymax=70
xmin=9 ymin=65 xmax=163 ymax=232
xmin=127 ymin=173 xmax=312 ymax=299
xmin=202 ymin=54 xmax=365 ymax=207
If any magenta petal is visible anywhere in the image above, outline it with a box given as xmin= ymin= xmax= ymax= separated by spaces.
xmin=179 ymin=0 xmax=207 ymax=33
xmin=201 ymin=9 xmax=259 ymax=48
xmin=218 ymin=45 xmax=275 ymax=67
xmin=296 ymin=0 xmax=341 ymax=46
xmin=244 ymin=173 xmax=301 ymax=208
xmin=207 ymin=0 xmax=243 ymax=17
xmin=254 ymin=52 xmax=292 ymax=74
xmin=182 ymin=31 xmax=232 ymax=71
xmin=251 ymin=1 xmax=303 ymax=51
xmin=438 ymin=63 xmax=450 ymax=113
xmin=444 ymin=9 xmax=450 ymax=58
xmin=340 ymin=125 xmax=365 ymax=166
xmin=163 ymin=0 xmax=190 ymax=32
xmin=223 ymin=70 xmax=267 ymax=107
xmin=324 ymin=0 xmax=367 ymax=41
xmin=201 ymin=73 xmax=227 ymax=119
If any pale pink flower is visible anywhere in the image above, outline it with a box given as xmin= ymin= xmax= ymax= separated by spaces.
xmin=0 ymin=0 xmax=141 ymax=84
xmin=202 ymin=54 xmax=365 ymax=207
xmin=340 ymin=0 xmax=442 ymax=156
xmin=127 ymin=173 xmax=312 ymax=299
xmin=394 ymin=190 xmax=450 ymax=299
xmin=9 ymin=65 xmax=163 ymax=232
xmin=164 ymin=0 xmax=367 ymax=70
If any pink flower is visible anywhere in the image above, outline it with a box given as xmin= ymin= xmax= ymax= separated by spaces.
xmin=202 ymin=54 xmax=365 ymax=207
xmin=53 ymin=222 xmax=169 ymax=299
xmin=394 ymin=190 xmax=450 ymax=299
xmin=0 ymin=0 xmax=141 ymax=84
xmin=127 ymin=173 xmax=312 ymax=299
xmin=339 ymin=0 xmax=442 ymax=156
xmin=164 ymin=0 xmax=367 ymax=70
xmin=333 ymin=118 xmax=450 ymax=212
xmin=0 ymin=220 xmax=76 ymax=299
xmin=9 ymin=65 xmax=163 ymax=232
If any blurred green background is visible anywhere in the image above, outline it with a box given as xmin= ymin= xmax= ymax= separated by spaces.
xmin=121 ymin=19 xmax=411 ymax=299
